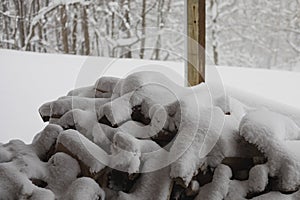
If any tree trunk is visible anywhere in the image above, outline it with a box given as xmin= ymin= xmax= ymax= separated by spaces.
xmin=121 ymin=0 xmax=132 ymax=58
xmin=211 ymin=0 xmax=218 ymax=65
xmin=72 ymin=5 xmax=78 ymax=54
xmin=153 ymin=0 xmax=165 ymax=60
xmin=20 ymin=0 xmax=26 ymax=48
xmin=82 ymin=5 xmax=90 ymax=55
xmin=13 ymin=0 xmax=26 ymax=48
xmin=92 ymin=4 xmax=100 ymax=56
xmin=1 ymin=0 xmax=9 ymax=48
xmin=36 ymin=0 xmax=43 ymax=52
xmin=43 ymin=0 xmax=49 ymax=52
xmin=139 ymin=0 xmax=146 ymax=59
xmin=111 ymin=0 xmax=115 ymax=39
xmin=31 ymin=0 xmax=36 ymax=51
xmin=111 ymin=1 xmax=116 ymax=57
xmin=60 ymin=4 xmax=69 ymax=54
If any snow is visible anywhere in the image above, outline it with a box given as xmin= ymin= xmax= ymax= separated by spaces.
xmin=218 ymin=66 xmax=300 ymax=110
xmin=1 ymin=55 xmax=300 ymax=199
xmin=56 ymin=130 xmax=106 ymax=174
xmin=31 ymin=124 xmax=63 ymax=159
xmin=227 ymin=87 xmax=300 ymax=128
xmin=117 ymin=167 xmax=173 ymax=200
xmin=57 ymin=109 xmax=97 ymax=140
xmin=98 ymin=92 xmax=133 ymax=126
xmin=61 ymin=177 xmax=105 ymax=200
xmin=186 ymin=180 xmax=200 ymax=196
xmin=195 ymin=164 xmax=232 ymax=200
xmin=1 ymin=49 xmax=299 ymax=143
xmin=248 ymin=164 xmax=269 ymax=192
xmin=0 ymin=126 xmax=88 ymax=199
xmin=251 ymin=190 xmax=300 ymax=200
xmin=206 ymin=114 xmax=261 ymax=168
xmin=240 ymin=109 xmax=300 ymax=191
xmin=40 ymin=96 xmax=109 ymax=120
xmin=0 ymin=49 xmax=184 ymax=143
xmin=94 ymin=76 xmax=120 ymax=97
xmin=110 ymin=131 xmax=162 ymax=173
xmin=46 ymin=152 xmax=81 ymax=197
xmin=0 ymin=50 xmax=83 ymax=144
xmin=170 ymin=106 xmax=225 ymax=186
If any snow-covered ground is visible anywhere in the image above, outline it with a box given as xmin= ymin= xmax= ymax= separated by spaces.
xmin=218 ymin=66 xmax=300 ymax=110
xmin=0 ymin=49 xmax=299 ymax=143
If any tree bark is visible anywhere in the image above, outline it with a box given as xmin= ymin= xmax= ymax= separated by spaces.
xmin=42 ymin=0 xmax=49 ymax=50
xmin=1 ymin=0 xmax=10 ymax=48
xmin=139 ymin=0 xmax=146 ymax=59
xmin=121 ymin=0 xmax=132 ymax=58
xmin=211 ymin=0 xmax=218 ymax=65
xmin=153 ymin=0 xmax=167 ymax=60
xmin=82 ymin=5 xmax=90 ymax=55
xmin=72 ymin=5 xmax=78 ymax=54
xmin=31 ymin=0 xmax=36 ymax=51
xmin=19 ymin=0 xmax=26 ymax=48
xmin=60 ymin=4 xmax=69 ymax=53
xmin=36 ymin=0 xmax=43 ymax=52
xmin=13 ymin=0 xmax=26 ymax=48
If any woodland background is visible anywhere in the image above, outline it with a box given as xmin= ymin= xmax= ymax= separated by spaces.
xmin=0 ymin=0 xmax=300 ymax=71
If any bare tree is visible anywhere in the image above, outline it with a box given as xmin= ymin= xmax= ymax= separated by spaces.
xmin=139 ymin=0 xmax=146 ymax=59
xmin=13 ymin=0 xmax=26 ymax=48
xmin=152 ymin=0 xmax=172 ymax=60
xmin=82 ymin=4 xmax=90 ymax=55
xmin=36 ymin=0 xmax=44 ymax=52
xmin=60 ymin=4 xmax=69 ymax=53
xmin=0 ymin=0 xmax=185 ymax=62
xmin=71 ymin=5 xmax=78 ymax=54
xmin=120 ymin=0 xmax=132 ymax=58
xmin=210 ymin=0 xmax=218 ymax=65
xmin=1 ymin=0 xmax=10 ymax=48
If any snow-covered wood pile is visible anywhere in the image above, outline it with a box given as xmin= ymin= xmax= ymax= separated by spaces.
xmin=1 ymin=71 xmax=300 ymax=200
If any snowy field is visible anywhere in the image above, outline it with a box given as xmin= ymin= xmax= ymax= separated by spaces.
xmin=0 ymin=49 xmax=300 ymax=143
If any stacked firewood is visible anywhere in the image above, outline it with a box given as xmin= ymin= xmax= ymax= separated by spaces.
xmin=1 ymin=71 xmax=300 ymax=200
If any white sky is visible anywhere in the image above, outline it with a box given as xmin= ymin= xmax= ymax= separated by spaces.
xmin=0 ymin=49 xmax=299 ymax=143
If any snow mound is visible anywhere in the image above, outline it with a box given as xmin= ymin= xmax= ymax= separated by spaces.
xmin=1 ymin=71 xmax=300 ymax=199
xmin=240 ymin=109 xmax=300 ymax=192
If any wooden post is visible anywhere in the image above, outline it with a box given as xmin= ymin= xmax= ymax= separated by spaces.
xmin=187 ymin=0 xmax=205 ymax=86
